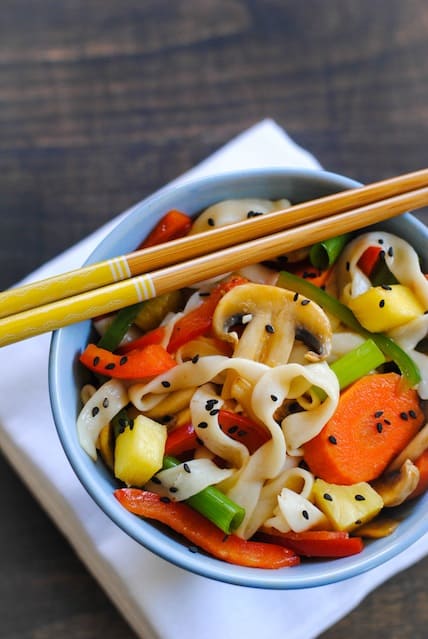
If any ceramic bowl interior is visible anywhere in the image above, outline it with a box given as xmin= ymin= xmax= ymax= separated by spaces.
xmin=49 ymin=168 xmax=428 ymax=589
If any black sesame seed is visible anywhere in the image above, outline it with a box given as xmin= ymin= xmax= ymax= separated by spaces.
xmin=169 ymin=486 xmax=179 ymax=493
xmin=383 ymin=418 xmax=391 ymax=425
xmin=301 ymin=299 xmax=311 ymax=306
xmin=151 ymin=476 xmax=161 ymax=484
xmin=105 ymin=362 xmax=116 ymax=370
xmin=191 ymin=354 xmax=200 ymax=364
xmin=102 ymin=397 xmax=109 ymax=408
xmin=293 ymin=292 xmax=299 ymax=302
xmin=199 ymin=291 xmax=210 ymax=297
xmin=374 ymin=410 xmax=384 ymax=418
xmin=355 ymin=519 xmax=362 ymax=525
xmin=188 ymin=545 xmax=199 ymax=553
xmin=197 ymin=421 xmax=208 ymax=429
xmin=387 ymin=246 xmax=394 ymax=257
xmin=270 ymin=394 xmax=278 ymax=402
xmin=161 ymin=380 xmax=171 ymax=388
xmin=408 ymin=410 xmax=417 ymax=419
xmin=119 ymin=356 xmax=128 ymax=366
xmin=381 ymin=284 xmax=392 ymax=290
xmin=265 ymin=324 xmax=275 ymax=334
xmin=183 ymin=463 xmax=191 ymax=473
xmin=379 ymin=249 xmax=385 ymax=258
xmin=209 ymin=409 xmax=220 ymax=416
xmin=328 ymin=435 xmax=337 ymax=445
xmin=93 ymin=356 xmax=100 ymax=366
xmin=400 ymin=412 xmax=409 ymax=420
xmin=346 ymin=261 xmax=350 ymax=272
xmin=323 ymin=493 xmax=333 ymax=501
xmin=160 ymin=496 xmax=171 ymax=503
xmin=207 ymin=217 xmax=215 ymax=227
xmin=376 ymin=422 xmax=383 ymax=433
xmin=247 ymin=210 xmax=263 ymax=218
xmin=378 ymin=238 xmax=384 ymax=244
xmin=302 ymin=510 xmax=309 ymax=520
xmin=355 ymin=494 xmax=366 ymax=501
xmin=91 ymin=406 xmax=100 ymax=417
xmin=379 ymin=299 xmax=385 ymax=308
xmin=228 ymin=425 xmax=239 ymax=434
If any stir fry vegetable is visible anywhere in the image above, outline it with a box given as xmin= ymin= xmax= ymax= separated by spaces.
xmin=76 ymin=202 xmax=428 ymax=569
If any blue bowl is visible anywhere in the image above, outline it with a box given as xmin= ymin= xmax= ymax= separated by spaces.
xmin=49 ymin=168 xmax=428 ymax=589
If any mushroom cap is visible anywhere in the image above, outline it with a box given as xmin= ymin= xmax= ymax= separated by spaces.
xmin=212 ymin=282 xmax=332 ymax=367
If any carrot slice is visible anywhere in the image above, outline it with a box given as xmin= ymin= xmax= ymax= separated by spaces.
xmin=409 ymin=450 xmax=428 ymax=499
xmin=303 ymin=373 xmax=424 ymax=484
xmin=114 ymin=488 xmax=299 ymax=568
xmin=287 ymin=259 xmax=333 ymax=288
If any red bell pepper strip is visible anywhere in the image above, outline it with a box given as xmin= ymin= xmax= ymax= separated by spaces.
xmin=167 ymin=274 xmax=248 ymax=353
xmin=79 ymin=342 xmax=176 ymax=379
xmin=117 ymin=326 xmax=167 ymax=354
xmin=218 ymin=410 xmax=271 ymax=453
xmin=165 ymin=422 xmax=198 ymax=456
xmin=258 ymin=529 xmax=364 ymax=558
xmin=114 ymin=488 xmax=300 ymax=568
xmin=357 ymin=246 xmax=383 ymax=277
xmin=165 ymin=410 xmax=271 ymax=457
xmin=138 ymin=210 xmax=192 ymax=249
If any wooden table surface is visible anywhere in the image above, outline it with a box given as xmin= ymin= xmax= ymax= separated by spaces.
xmin=1 ymin=2 xmax=427 ymax=637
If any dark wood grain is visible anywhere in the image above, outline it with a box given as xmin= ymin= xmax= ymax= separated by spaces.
xmin=1 ymin=2 xmax=427 ymax=638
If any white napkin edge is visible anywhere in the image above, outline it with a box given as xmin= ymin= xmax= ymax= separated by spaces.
xmin=1 ymin=119 xmax=427 ymax=639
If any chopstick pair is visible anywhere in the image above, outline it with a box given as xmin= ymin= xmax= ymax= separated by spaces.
xmin=1 ymin=168 xmax=428 ymax=347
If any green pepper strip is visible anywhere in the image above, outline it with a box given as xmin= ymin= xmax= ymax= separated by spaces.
xmin=370 ymin=254 xmax=399 ymax=286
xmin=309 ymin=233 xmax=351 ymax=270
xmin=162 ymin=455 xmax=245 ymax=534
xmin=277 ymin=270 xmax=421 ymax=387
xmin=97 ymin=302 xmax=146 ymax=351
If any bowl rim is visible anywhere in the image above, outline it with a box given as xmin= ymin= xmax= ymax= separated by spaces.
xmin=49 ymin=166 xmax=428 ymax=589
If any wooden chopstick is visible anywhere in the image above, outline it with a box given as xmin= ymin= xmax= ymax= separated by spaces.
xmin=0 ymin=177 xmax=427 ymax=347
xmin=1 ymin=168 xmax=428 ymax=322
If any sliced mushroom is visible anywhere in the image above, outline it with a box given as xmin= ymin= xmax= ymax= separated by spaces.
xmin=189 ymin=198 xmax=291 ymax=234
xmin=372 ymin=459 xmax=420 ymax=507
xmin=212 ymin=283 xmax=332 ymax=366
xmin=387 ymin=421 xmax=428 ymax=472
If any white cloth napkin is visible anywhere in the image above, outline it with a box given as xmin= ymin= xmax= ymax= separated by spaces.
xmin=1 ymin=119 xmax=427 ymax=639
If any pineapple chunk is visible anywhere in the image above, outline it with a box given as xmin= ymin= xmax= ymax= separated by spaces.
xmin=313 ymin=478 xmax=383 ymax=532
xmin=347 ymin=285 xmax=424 ymax=332
xmin=114 ymin=415 xmax=167 ymax=486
